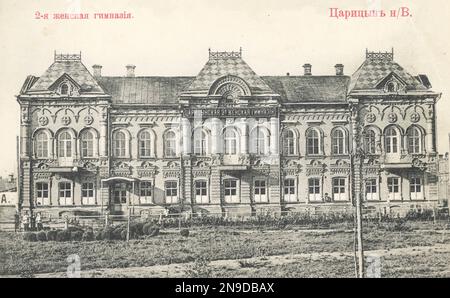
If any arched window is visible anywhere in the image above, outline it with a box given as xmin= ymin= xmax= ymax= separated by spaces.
xmin=385 ymin=127 xmax=399 ymax=153
xmin=58 ymin=131 xmax=72 ymax=157
xmin=80 ymin=130 xmax=94 ymax=158
xmin=193 ymin=130 xmax=207 ymax=156
xmin=164 ymin=131 xmax=177 ymax=157
xmin=306 ymin=128 xmax=320 ymax=155
xmin=60 ymin=83 xmax=69 ymax=95
xmin=224 ymin=129 xmax=237 ymax=155
xmin=331 ymin=128 xmax=346 ymax=155
xmin=363 ymin=129 xmax=376 ymax=154
xmin=251 ymin=127 xmax=267 ymax=155
xmin=113 ymin=131 xmax=127 ymax=157
xmin=35 ymin=131 xmax=49 ymax=158
xmin=282 ymin=129 xmax=295 ymax=155
xmin=139 ymin=130 xmax=152 ymax=157
xmin=387 ymin=81 xmax=397 ymax=92
xmin=407 ymin=127 xmax=422 ymax=154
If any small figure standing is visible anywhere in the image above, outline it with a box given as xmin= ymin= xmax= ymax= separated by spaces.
xmin=14 ymin=210 xmax=20 ymax=233
xmin=22 ymin=211 xmax=29 ymax=231
xmin=35 ymin=212 xmax=42 ymax=231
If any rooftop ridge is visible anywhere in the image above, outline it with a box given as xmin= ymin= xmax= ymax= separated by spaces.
xmin=208 ymin=47 xmax=242 ymax=60
xmin=54 ymin=51 xmax=82 ymax=62
xmin=366 ymin=48 xmax=394 ymax=60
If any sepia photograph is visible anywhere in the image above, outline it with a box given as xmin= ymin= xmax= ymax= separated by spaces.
xmin=0 ymin=0 xmax=449 ymax=287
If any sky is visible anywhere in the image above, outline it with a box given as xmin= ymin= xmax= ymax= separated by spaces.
xmin=0 ymin=0 xmax=449 ymax=177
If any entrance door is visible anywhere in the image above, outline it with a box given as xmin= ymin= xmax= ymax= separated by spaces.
xmin=112 ymin=182 xmax=128 ymax=211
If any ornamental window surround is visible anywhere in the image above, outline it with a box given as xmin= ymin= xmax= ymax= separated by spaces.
xmin=306 ymin=128 xmax=322 ymax=156
xmin=282 ymin=129 xmax=296 ymax=156
xmin=331 ymin=127 xmax=347 ymax=155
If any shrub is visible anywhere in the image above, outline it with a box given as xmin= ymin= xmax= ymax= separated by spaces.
xmin=23 ymin=232 xmax=37 ymax=242
xmin=46 ymin=230 xmax=57 ymax=241
xmin=82 ymin=229 xmax=95 ymax=241
xmin=101 ymin=227 xmax=113 ymax=240
xmin=180 ymin=229 xmax=189 ymax=237
xmin=147 ymin=225 xmax=160 ymax=237
xmin=120 ymin=229 xmax=128 ymax=240
xmin=142 ymin=223 xmax=153 ymax=235
xmin=36 ymin=231 xmax=47 ymax=241
xmin=95 ymin=230 xmax=103 ymax=241
xmin=112 ymin=227 xmax=124 ymax=240
xmin=70 ymin=230 xmax=84 ymax=241
xmin=56 ymin=230 xmax=70 ymax=242
xmin=130 ymin=222 xmax=144 ymax=237
xmin=185 ymin=257 xmax=212 ymax=278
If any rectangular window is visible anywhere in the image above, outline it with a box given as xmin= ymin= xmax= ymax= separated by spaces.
xmin=139 ymin=181 xmax=152 ymax=204
xmin=224 ymin=179 xmax=239 ymax=203
xmin=253 ymin=179 xmax=267 ymax=203
xmin=194 ymin=180 xmax=208 ymax=204
xmin=332 ymin=178 xmax=347 ymax=200
xmin=36 ymin=182 xmax=49 ymax=206
xmin=410 ymin=177 xmax=423 ymax=200
xmin=365 ymin=178 xmax=378 ymax=201
xmin=59 ymin=182 xmax=72 ymax=205
xmin=165 ymin=181 xmax=178 ymax=204
xmin=387 ymin=177 xmax=401 ymax=200
xmin=308 ymin=178 xmax=321 ymax=201
xmin=283 ymin=178 xmax=296 ymax=202
xmin=81 ymin=182 xmax=95 ymax=205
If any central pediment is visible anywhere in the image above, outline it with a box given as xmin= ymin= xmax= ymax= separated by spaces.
xmin=181 ymin=49 xmax=278 ymax=98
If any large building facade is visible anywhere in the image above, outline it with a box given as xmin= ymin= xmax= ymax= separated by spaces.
xmin=16 ymin=49 xmax=443 ymax=218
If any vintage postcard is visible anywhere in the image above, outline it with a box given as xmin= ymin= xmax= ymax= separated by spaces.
xmin=0 ymin=0 xmax=449 ymax=287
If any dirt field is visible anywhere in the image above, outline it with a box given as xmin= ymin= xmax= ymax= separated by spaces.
xmin=1 ymin=223 xmax=450 ymax=278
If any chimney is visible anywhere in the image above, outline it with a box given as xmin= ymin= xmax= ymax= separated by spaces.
xmin=8 ymin=174 xmax=13 ymax=183
xmin=303 ymin=63 xmax=312 ymax=76
xmin=92 ymin=64 xmax=102 ymax=77
xmin=334 ymin=64 xmax=344 ymax=75
xmin=126 ymin=64 xmax=136 ymax=77
xmin=286 ymin=72 xmax=290 ymax=76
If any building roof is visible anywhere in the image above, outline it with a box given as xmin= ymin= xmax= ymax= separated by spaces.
xmin=349 ymin=51 xmax=428 ymax=92
xmin=96 ymin=76 xmax=193 ymax=105
xmin=28 ymin=54 xmax=105 ymax=94
xmin=262 ymin=76 xmax=350 ymax=102
xmin=185 ymin=50 xmax=275 ymax=95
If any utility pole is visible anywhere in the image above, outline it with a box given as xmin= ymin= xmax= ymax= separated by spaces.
xmin=356 ymin=148 xmax=365 ymax=278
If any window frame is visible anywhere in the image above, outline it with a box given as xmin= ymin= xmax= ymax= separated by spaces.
xmin=410 ymin=176 xmax=423 ymax=200
xmin=385 ymin=127 xmax=399 ymax=154
xmin=58 ymin=181 xmax=72 ymax=205
xmin=283 ymin=178 xmax=297 ymax=202
xmin=58 ymin=131 xmax=73 ymax=158
xmin=35 ymin=131 xmax=50 ymax=158
xmin=224 ymin=128 xmax=238 ymax=155
xmin=331 ymin=128 xmax=346 ymax=155
xmin=332 ymin=177 xmax=347 ymax=201
xmin=253 ymin=179 xmax=268 ymax=203
xmin=365 ymin=178 xmax=378 ymax=201
xmin=306 ymin=128 xmax=321 ymax=156
xmin=139 ymin=181 xmax=153 ymax=204
xmin=138 ymin=130 xmax=153 ymax=158
xmin=164 ymin=180 xmax=178 ymax=204
xmin=113 ymin=130 xmax=127 ymax=158
xmin=81 ymin=182 xmax=95 ymax=205
xmin=407 ymin=126 xmax=422 ymax=154
xmin=282 ymin=129 xmax=296 ymax=156
xmin=80 ymin=130 xmax=95 ymax=158
xmin=387 ymin=177 xmax=401 ymax=200
xmin=308 ymin=178 xmax=321 ymax=201
xmin=193 ymin=130 xmax=207 ymax=156
xmin=36 ymin=182 xmax=50 ymax=206
xmin=364 ymin=129 xmax=377 ymax=154
xmin=164 ymin=131 xmax=177 ymax=158
xmin=224 ymin=179 xmax=239 ymax=203
xmin=194 ymin=180 xmax=209 ymax=204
